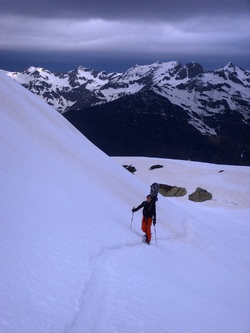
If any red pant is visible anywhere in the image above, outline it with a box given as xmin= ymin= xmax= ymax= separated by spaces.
xmin=141 ymin=217 xmax=152 ymax=242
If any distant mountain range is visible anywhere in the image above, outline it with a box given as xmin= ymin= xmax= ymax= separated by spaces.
xmin=5 ymin=61 xmax=250 ymax=165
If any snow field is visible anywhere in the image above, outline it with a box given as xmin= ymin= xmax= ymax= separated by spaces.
xmin=0 ymin=71 xmax=249 ymax=333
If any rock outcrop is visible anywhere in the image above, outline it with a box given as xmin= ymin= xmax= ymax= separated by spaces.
xmin=188 ymin=187 xmax=212 ymax=202
xmin=159 ymin=184 xmax=187 ymax=197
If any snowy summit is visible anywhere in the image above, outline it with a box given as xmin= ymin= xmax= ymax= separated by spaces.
xmin=0 ymin=71 xmax=250 ymax=333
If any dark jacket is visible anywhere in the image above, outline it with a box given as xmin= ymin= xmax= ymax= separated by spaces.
xmin=134 ymin=200 xmax=156 ymax=219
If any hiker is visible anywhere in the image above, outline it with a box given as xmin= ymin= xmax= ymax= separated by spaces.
xmin=132 ymin=194 xmax=156 ymax=244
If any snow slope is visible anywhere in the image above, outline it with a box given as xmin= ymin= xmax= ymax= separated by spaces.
xmin=0 ymin=71 xmax=250 ymax=333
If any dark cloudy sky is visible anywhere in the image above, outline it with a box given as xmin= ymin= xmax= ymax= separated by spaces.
xmin=1 ymin=0 xmax=249 ymax=73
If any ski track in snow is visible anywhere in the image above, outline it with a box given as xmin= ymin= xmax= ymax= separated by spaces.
xmin=65 ymin=213 xmax=198 ymax=333
xmin=65 ymin=204 xmax=250 ymax=333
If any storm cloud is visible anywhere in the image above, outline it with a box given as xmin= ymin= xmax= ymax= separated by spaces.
xmin=1 ymin=0 xmax=249 ymax=72
xmin=2 ymin=0 xmax=249 ymax=20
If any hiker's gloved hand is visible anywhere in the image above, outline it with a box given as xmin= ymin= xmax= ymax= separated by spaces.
xmin=132 ymin=207 xmax=136 ymax=213
xmin=153 ymin=218 xmax=156 ymax=226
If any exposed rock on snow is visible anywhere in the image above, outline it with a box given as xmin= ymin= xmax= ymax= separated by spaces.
xmin=159 ymin=184 xmax=187 ymax=197
xmin=188 ymin=187 xmax=213 ymax=202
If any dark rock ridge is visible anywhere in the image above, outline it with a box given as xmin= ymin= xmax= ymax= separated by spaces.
xmin=64 ymin=88 xmax=250 ymax=165
xmin=5 ymin=61 xmax=250 ymax=165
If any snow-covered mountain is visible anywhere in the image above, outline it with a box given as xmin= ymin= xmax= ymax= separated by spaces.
xmin=0 ymin=71 xmax=250 ymax=333
xmin=5 ymin=65 xmax=121 ymax=113
xmin=5 ymin=62 xmax=250 ymax=132
xmin=5 ymin=61 xmax=250 ymax=165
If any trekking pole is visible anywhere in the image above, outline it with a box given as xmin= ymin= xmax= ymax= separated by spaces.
xmin=130 ymin=212 xmax=134 ymax=228
xmin=154 ymin=225 xmax=157 ymax=246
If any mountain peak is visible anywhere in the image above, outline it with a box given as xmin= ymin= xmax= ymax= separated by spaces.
xmin=185 ymin=62 xmax=204 ymax=78
xmin=226 ymin=61 xmax=235 ymax=68
xmin=26 ymin=66 xmax=50 ymax=74
xmin=222 ymin=62 xmax=239 ymax=72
